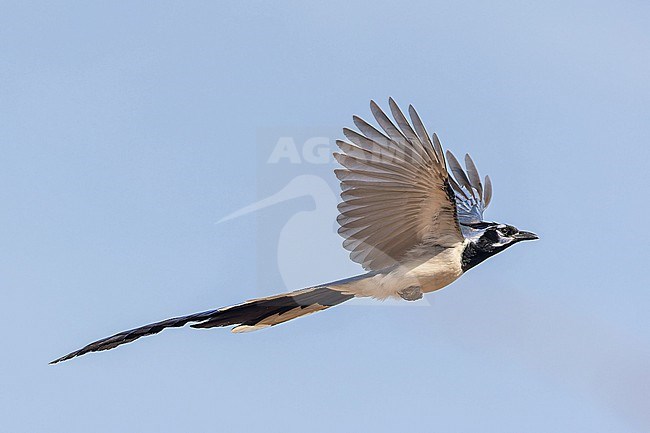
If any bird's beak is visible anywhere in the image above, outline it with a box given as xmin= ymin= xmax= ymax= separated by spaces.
xmin=514 ymin=230 xmax=539 ymax=241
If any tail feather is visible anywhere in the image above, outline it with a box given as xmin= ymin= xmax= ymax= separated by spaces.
xmin=50 ymin=286 xmax=354 ymax=364
xmin=192 ymin=285 xmax=354 ymax=329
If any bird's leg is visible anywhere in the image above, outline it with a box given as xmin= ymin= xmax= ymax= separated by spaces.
xmin=398 ymin=285 xmax=423 ymax=301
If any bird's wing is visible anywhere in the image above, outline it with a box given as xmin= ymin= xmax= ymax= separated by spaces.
xmin=335 ymin=99 xmax=465 ymax=271
xmin=445 ymin=151 xmax=493 ymax=226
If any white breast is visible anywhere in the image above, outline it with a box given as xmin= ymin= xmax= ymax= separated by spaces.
xmin=335 ymin=241 xmax=468 ymax=300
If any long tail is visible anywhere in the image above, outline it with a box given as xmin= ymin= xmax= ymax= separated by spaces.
xmin=50 ymin=286 xmax=355 ymax=364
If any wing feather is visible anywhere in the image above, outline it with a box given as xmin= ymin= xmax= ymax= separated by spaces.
xmin=336 ymin=100 xmax=464 ymax=270
xmin=446 ymin=151 xmax=494 ymax=225
xmin=388 ymin=98 xmax=420 ymax=144
xmin=464 ymin=154 xmax=483 ymax=198
xmin=446 ymin=151 xmax=476 ymax=199
xmin=431 ymin=133 xmax=446 ymax=171
xmin=408 ymin=104 xmax=440 ymax=164
xmin=448 ymin=175 xmax=469 ymax=200
xmin=484 ymin=175 xmax=493 ymax=208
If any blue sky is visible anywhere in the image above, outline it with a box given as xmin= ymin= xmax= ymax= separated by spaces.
xmin=2 ymin=1 xmax=649 ymax=432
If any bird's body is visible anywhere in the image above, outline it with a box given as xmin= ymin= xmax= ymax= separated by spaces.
xmin=51 ymin=99 xmax=538 ymax=364
xmin=334 ymin=241 xmax=467 ymax=300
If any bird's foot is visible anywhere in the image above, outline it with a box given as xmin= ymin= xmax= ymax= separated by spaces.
xmin=398 ymin=286 xmax=423 ymax=301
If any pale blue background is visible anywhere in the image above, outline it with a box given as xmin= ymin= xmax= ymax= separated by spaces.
xmin=2 ymin=1 xmax=650 ymax=432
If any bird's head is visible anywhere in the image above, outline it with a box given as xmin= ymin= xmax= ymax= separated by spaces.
xmin=461 ymin=222 xmax=538 ymax=272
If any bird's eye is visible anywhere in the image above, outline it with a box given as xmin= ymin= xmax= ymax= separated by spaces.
xmin=499 ymin=227 xmax=516 ymax=236
xmin=485 ymin=230 xmax=500 ymax=241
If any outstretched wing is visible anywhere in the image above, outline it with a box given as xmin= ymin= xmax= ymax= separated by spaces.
xmin=334 ymin=99 xmax=464 ymax=271
xmin=445 ymin=151 xmax=493 ymax=227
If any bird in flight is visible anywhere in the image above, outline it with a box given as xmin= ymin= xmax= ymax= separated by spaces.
xmin=51 ymin=99 xmax=538 ymax=364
